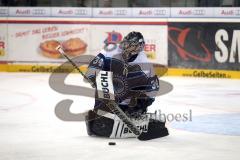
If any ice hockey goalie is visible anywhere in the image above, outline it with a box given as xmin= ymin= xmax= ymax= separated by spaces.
xmin=84 ymin=31 xmax=169 ymax=139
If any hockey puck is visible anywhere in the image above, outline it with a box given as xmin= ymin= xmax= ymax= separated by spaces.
xmin=108 ymin=142 xmax=116 ymax=146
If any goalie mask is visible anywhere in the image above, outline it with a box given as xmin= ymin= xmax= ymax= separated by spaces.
xmin=120 ymin=32 xmax=145 ymax=62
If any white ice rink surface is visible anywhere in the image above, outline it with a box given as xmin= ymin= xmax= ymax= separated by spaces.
xmin=0 ymin=72 xmax=240 ymax=160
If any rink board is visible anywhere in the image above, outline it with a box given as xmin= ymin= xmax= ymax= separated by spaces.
xmin=0 ymin=18 xmax=168 ymax=66
xmin=1 ymin=18 xmax=240 ymax=79
xmin=0 ymin=63 xmax=239 ymax=79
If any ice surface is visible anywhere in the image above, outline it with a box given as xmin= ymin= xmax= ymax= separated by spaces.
xmin=0 ymin=73 xmax=239 ymax=160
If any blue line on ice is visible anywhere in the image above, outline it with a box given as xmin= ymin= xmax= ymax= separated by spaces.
xmin=171 ymin=113 xmax=240 ymax=136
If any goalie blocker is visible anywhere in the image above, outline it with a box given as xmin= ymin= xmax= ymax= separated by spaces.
xmin=85 ymin=71 xmax=169 ymax=139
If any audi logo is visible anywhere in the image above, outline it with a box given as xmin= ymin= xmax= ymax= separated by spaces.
xmin=235 ymin=9 xmax=240 ymax=15
xmin=75 ymin=9 xmax=88 ymax=15
xmin=33 ymin=9 xmax=46 ymax=15
xmin=114 ymin=10 xmax=127 ymax=16
xmin=154 ymin=10 xmax=166 ymax=15
xmin=193 ymin=9 xmax=206 ymax=15
xmin=0 ymin=9 xmax=8 ymax=15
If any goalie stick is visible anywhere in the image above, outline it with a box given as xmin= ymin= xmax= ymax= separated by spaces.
xmin=56 ymin=45 xmax=152 ymax=141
